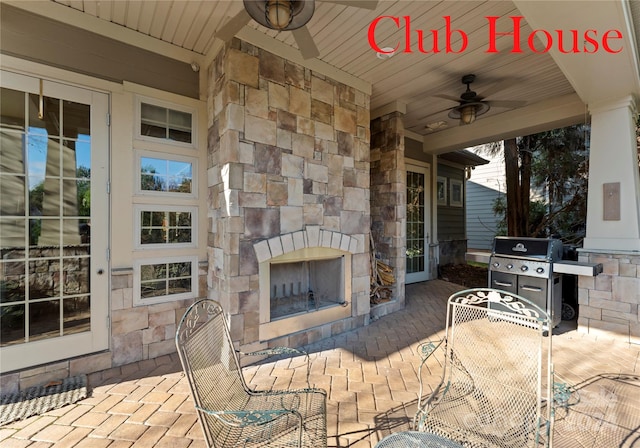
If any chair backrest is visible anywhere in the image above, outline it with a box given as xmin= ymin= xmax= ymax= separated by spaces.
xmin=176 ymin=299 xmax=250 ymax=446
xmin=418 ymin=288 xmax=553 ymax=448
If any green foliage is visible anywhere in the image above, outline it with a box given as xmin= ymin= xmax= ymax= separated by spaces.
xmin=28 ymin=182 xmax=44 ymax=244
xmin=77 ymin=166 xmax=91 ymax=217
xmin=528 ymin=124 xmax=589 ymax=244
xmin=492 ymin=197 xmax=548 ymax=238
xmin=491 ymin=124 xmax=590 ymax=245
xmin=529 ymin=125 xmax=589 ymax=204
xmin=492 ymin=196 xmax=507 ymax=236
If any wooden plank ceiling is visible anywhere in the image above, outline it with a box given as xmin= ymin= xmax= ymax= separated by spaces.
xmin=50 ymin=0 xmax=576 ymax=137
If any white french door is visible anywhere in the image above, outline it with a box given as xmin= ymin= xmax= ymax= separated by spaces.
xmin=406 ymin=163 xmax=431 ymax=284
xmin=0 ymin=71 xmax=109 ymax=372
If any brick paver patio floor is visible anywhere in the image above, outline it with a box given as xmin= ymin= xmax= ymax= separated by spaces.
xmin=1 ymin=280 xmax=639 ymax=447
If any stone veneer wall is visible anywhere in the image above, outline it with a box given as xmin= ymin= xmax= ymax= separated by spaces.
xmin=577 ymin=250 xmax=640 ymax=344
xmin=1 ymin=264 xmax=208 ymax=394
xmin=206 ymin=40 xmax=371 ymax=351
xmin=370 ymin=112 xmax=406 ymax=313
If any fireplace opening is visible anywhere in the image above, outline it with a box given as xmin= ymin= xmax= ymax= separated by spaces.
xmin=270 ymin=256 xmax=345 ymax=320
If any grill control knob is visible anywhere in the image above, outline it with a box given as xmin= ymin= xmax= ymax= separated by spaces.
xmin=493 ymin=262 xmax=500 ymax=268
xmin=536 ymin=267 xmax=545 ymax=274
xmin=521 ymin=265 xmax=528 ymax=272
xmin=506 ymin=264 xmax=513 ymax=270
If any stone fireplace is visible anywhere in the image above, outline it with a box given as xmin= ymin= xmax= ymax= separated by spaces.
xmin=207 ymin=40 xmax=371 ymax=352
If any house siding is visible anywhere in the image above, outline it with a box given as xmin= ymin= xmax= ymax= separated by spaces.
xmin=0 ymin=4 xmax=199 ymax=99
xmin=467 ymin=182 xmax=502 ymax=250
xmin=437 ymin=164 xmax=465 ymax=240
xmin=465 ymin=147 xmax=504 ymax=251
xmin=437 ymin=164 xmax=466 ymax=265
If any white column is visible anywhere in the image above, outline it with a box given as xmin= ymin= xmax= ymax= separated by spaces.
xmin=583 ymin=97 xmax=640 ymax=251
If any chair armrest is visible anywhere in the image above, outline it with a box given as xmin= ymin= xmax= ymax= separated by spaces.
xmin=414 ymin=339 xmax=446 ymax=431
xmin=194 ymin=406 xmax=301 ymax=428
xmin=553 ymin=381 xmax=572 ymax=408
xmin=417 ymin=339 xmax=444 ymax=361
xmin=552 ymin=378 xmax=578 ymax=410
xmin=549 ymin=371 xmax=578 ymax=410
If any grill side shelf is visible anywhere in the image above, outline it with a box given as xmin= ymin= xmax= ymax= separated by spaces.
xmin=552 ymin=261 xmax=603 ymax=276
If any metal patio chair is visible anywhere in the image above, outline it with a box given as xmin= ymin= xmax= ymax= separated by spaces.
xmin=414 ymin=288 xmax=554 ymax=448
xmin=176 ymin=299 xmax=327 ymax=447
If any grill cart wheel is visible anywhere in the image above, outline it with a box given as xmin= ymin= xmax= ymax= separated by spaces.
xmin=562 ymin=302 xmax=577 ymax=321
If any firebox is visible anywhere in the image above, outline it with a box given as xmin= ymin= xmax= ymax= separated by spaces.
xmin=258 ymin=244 xmax=353 ymax=341
xmin=270 ymin=257 xmax=345 ymax=320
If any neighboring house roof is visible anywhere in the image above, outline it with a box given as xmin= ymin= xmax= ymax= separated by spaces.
xmin=439 ymin=150 xmax=490 ymax=168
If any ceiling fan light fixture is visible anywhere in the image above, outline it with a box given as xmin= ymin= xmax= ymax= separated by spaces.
xmin=448 ymin=101 xmax=490 ymax=125
xmin=244 ymin=0 xmax=315 ymax=31
xmin=460 ymin=105 xmax=476 ymax=125
xmin=266 ymin=0 xmax=293 ymax=29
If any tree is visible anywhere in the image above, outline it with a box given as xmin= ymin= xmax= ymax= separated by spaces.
xmin=503 ymin=137 xmax=531 ymax=236
xmin=480 ymin=137 xmax=534 ymax=237
xmin=76 ymin=166 xmax=91 ymax=217
xmin=529 ymin=125 xmax=589 ymax=243
xmin=141 ymin=164 xmax=164 ymax=191
xmin=29 ymin=181 xmax=44 ymax=245
xmin=486 ymin=124 xmax=590 ymax=244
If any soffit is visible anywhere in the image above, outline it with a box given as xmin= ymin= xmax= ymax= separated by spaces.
xmin=15 ymin=1 xmax=637 ymax=149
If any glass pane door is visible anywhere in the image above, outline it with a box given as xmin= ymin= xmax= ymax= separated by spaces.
xmin=0 ymin=72 xmax=109 ymax=372
xmin=406 ymin=164 xmax=430 ymax=284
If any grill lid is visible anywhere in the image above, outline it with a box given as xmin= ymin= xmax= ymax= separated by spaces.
xmin=491 ymin=237 xmax=563 ymax=261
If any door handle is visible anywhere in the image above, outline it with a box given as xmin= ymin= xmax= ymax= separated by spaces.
xmin=520 ymin=285 xmax=543 ymax=292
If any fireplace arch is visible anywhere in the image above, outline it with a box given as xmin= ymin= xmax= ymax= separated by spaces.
xmin=254 ymin=227 xmax=357 ymax=341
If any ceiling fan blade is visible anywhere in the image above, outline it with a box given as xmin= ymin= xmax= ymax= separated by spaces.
xmin=292 ymin=26 xmax=320 ymax=59
xmin=477 ymin=78 xmax=520 ymax=99
xmin=419 ymin=106 xmax=455 ymax=122
xmin=434 ymin=94 xmax=462 ymax=103
xmin=216 ymin=9 xmax=252 ymax=43
xmin=489 ymin=100 xmax=527 ymax=108
xmin=322 ymin=0 xmax=379 ymax=10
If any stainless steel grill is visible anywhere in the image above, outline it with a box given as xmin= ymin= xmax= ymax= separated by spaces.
xmin=489 ymin=237 xmax=564 ymax=328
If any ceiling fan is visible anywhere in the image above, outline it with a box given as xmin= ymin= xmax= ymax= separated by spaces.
xmin=216 ymin=0 xmax=379 ymax=59
xmin=429 ymin=74 xmax=527 ymax=126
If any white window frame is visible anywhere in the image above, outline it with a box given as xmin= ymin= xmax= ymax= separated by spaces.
xmin=135 ymin=95 xmax=197 ymax=149
xmin=135 ymin=150 xmax=198 ymax=199
xmin=133 ymin=255 xmax=198 ymax=306
xmin=450 ymin=179 xmax=463 ymax=207
xmin=134 ymin=205 xmax=198 ymax=250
